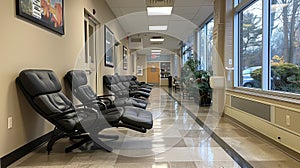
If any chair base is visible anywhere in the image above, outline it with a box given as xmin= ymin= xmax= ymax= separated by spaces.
xmin=47 ymin=129 xmax=118 ymax=154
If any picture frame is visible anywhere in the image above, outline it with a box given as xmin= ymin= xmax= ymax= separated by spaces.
xmin=123 ymin=46 xmax=128 ymax=70
xmin=16 ymin=0 xmax=64 ymax=35
xmin=104 ymin=25 xmax=114 ymax=67
xmin=137 ymin=65 xmax=143 ymax=76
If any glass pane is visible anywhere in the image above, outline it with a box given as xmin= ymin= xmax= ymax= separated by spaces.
xmin=270 ymin=0 xmax=300 ymax=93
xmin=84 ymin=20 xmax=88 ymax=63
xmin=239 ymin=0 xmax=263 ymax=88
xmin=207 ymin=19 xmax=214 ymax=74
xmin=199 ymin=27 xmax=206 ymax=70
xmin=89 ymin=24 xmax=95 ymax=63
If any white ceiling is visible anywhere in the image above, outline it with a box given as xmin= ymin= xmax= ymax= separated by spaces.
xmin=105 ymin=0 xmax=214 ymax=54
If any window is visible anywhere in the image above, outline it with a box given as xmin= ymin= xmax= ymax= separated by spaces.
xmin=182 ymin=36 xmax=194 ymax=65
xmin=207 ymin=19 xmax=214 ymax=74
xmin=198 ymin=26 xmax=206 ymax=70
xmin=238 ymin=0 xmax=262 ymax=88
xmin=235 ymin=0 xmax=300 ymax=95
xmin=197 ymin=18 xmax=214 ymax=73
xmin=269 ymin=0 xmax=300 ymax=93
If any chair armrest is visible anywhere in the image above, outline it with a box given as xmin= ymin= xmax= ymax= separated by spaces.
xmin=129 ymin=85 xmax=139 ymax=89
xmin=48 ymin=109 xmax=77 ymax=119
xmin=97 ymin=94 xmax=116 ymax=98
xmin=76 ymin=100 xmax=108 ymax=110
xmin=97 ymin=97 xmax=113 ymax=106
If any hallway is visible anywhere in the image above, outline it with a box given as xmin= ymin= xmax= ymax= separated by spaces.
xmin=9 ymin=88 xmax=300 ymax=168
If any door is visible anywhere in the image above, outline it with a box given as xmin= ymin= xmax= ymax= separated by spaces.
xmin=84 ymin=13 xmax=99 ymax=91
xmin=147 ymin=62 xmax=160 ymax=85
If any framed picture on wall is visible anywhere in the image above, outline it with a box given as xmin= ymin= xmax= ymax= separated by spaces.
xmin=137 ymin=65 xmax=143 ymax=76
xmin=16 ymin=0 xmax=64 ymax=35
xmin=123 ymin=46 xmax=128 ymax=70
xmin=104 ymin=25 xmax=114 ymax=67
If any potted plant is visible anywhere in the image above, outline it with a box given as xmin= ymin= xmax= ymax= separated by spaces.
xmin=181 ymin=57 xmax=212 ymax=106
xmin=193 ymin=70 xmax=212 ymax=106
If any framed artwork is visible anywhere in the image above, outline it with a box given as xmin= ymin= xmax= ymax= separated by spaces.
xmin=137 ymin=65 xmax=143 ymax=76
xmin=16 ymin=0 xmax=64 ymax=35
xmin=123 ymin=46 xmax=128 ymax=70
xmin=104 ymin=25 xmax=114 ymax=67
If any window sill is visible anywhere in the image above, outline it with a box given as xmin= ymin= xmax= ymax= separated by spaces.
xmin=226 ymin=87 xmax=300 ymax=105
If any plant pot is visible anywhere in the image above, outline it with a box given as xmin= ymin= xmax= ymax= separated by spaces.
xmin=193 ymin=93 xmax=211 ymax=106
xmin=200 ymin=96 xmax=211 ymax=106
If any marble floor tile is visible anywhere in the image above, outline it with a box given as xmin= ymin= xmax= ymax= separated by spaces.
xmin=194 ymin=161 xmax=241 ymax=168
xmin=8 ymin=88 xmax=300 ymax=168
xmin=154 ymin=147 xmax=233 ymax=162
xmin=249 ymin=160 xmax=300 ymax=168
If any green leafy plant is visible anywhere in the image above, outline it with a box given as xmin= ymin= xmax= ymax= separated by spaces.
xmin=181 ymin=57 xmax=212 ymax=106
xmin=250 ymin=55 xmax=300 ymax=93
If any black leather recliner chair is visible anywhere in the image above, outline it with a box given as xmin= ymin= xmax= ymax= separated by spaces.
xmin=64 ymin=70 xmax=148 ymax=109
xmin=16 ymin=69 xmax=153 ymax=154
xmin=118 ymin=75 xmax=151 ymax=93
xmin=103 ymin=75 xmax=150 ymax=99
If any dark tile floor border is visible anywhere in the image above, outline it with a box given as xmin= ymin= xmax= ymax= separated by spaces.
xmin=163 ymin=88 xmax=253 ymax=168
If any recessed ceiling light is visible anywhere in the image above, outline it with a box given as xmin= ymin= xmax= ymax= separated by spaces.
xmin=151 ymin=49 xmax=162 ymax=52
xmin=149 ymin=25 xmax=168 ymax=31
xmin=147 ymin=7 xmax=173 ymax=16
xmin=150 ymin=38 xmax=164 ymax=42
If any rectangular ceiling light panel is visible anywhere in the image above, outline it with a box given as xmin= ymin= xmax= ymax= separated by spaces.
xmin=151 ymin=49 xmax=162 ymax=52
xmin=149 ymin=25 xmax=168 ymax=30
xmin=147 ymin=7 xmax=173 ymax=16
xmin=150 ymin=38 xmax=164 ymax=42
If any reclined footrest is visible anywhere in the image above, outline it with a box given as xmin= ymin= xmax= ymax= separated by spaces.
xmin=121 ymin=106 xmax=153 ymax=129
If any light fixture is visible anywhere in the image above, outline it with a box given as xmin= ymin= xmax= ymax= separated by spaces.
xmin=149 ymin=25 xmax=168 ymax=31
xmin=147 ymin=7 xmax=173 ymax=16
xmin=151 ymin=49 xmax=162 ymax=52
xmin=150 ymin=38 xmax=164 ymax=42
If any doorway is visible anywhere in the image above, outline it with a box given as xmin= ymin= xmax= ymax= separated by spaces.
xmin=84 ymin=12 xmax=99 ymax=91
xmin=147 ymin=62 xmax=160 ymax=85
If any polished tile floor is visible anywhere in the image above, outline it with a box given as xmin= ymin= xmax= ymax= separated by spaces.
xmin=9 ymin=88 xmax=300 ymax=168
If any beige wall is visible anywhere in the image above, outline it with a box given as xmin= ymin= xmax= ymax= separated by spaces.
xmin=136 ymin=55 xmax=147 ymax=82
xmin=0 ymin=0 xmax=124 ymax=157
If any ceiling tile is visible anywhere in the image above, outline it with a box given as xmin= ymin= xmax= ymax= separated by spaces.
xmin=167 ymin=20 xmax=197 ymax=41
xmin=192 ymin=6 xmax=214 ymax=22
xmin=110 ymin=7 xmax=123 ymax=17
xmin=148 ymin=15 xmax=170 ymax=25
xmin=120 ymin=7 xmax=146 ymax=16
xmin=106 ymin=0 xmax=146 ymax=7
xmin=173 ymin=7 xmax=201 ymax=21
xmin=174 ymin=0 xmax=213 ymax=7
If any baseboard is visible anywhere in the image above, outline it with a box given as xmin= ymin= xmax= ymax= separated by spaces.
xmin=224 ymin=114 xmax=300 ymax=162
xmin=0 ymin=131 xmax=54 ymax=168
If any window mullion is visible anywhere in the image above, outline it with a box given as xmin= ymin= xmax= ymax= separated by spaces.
xmin=233 ymin=13 xmax=239 ymax=87
xmin=234 ymin=0 xmax=258 ymax=13
xmin=262 ymin=0 xmax=270 ymax=90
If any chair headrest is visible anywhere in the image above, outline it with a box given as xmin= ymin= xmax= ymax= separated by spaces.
xmin=65 ymin=70 xmax=88 ymax=88
xmin=131 ymin=75 xmax=137 ymax=81
xmin=119 ymin=75 xmax=128 ymax=82
xmin=103 ymin=75 xmax=113 ymax=85
xmin=103 ymin=75 xmax=120 ymax=85
xmin=18 ymin=69 xmax=61 ymax=97
xmin=112 ymin=75 xmax=120 ymax=83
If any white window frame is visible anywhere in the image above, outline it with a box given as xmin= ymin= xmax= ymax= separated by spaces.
xmin=197 ymin=15 xmax=214 ymax=71
xmin=234 ymin=0 xmax=300 ymax=98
